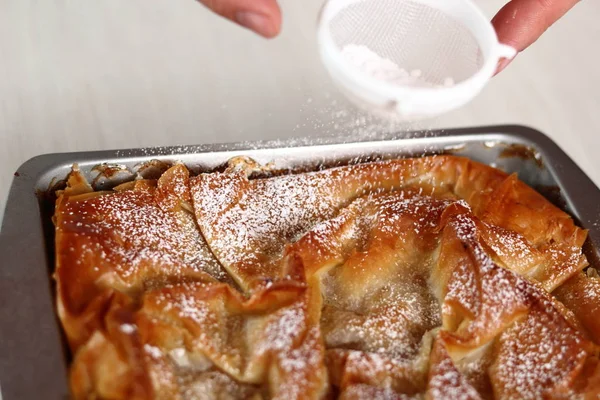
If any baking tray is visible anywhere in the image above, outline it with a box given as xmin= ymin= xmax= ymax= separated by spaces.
xmin=1 ymin=125 xmax=599 ymax=399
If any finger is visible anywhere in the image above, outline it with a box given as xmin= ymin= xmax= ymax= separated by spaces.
xmin=197 ymin=0 xmax=282 ymax=38
xmin=492 ymin=0 xmax=579 ymax=73
xmin=492 ymin=0 xmax=579 ymax=51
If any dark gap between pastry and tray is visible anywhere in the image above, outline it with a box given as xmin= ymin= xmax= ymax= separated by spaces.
xmin=37 ymin=181 xmax=73 ymax=366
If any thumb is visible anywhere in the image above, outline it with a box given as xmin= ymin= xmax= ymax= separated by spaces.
xmin=197 ymin=0 xmax=282 ymax=38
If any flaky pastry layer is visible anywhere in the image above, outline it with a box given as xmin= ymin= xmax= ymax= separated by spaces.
xmin=53 ymin=156 xmax=600 ymax=399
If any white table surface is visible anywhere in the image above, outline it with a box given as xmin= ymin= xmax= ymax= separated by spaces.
xmin=1 ymin=0 xmax=599 ymax=221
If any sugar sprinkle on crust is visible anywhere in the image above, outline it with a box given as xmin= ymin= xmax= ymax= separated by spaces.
xmin=54 ymin=156 xmax=599 ymax=399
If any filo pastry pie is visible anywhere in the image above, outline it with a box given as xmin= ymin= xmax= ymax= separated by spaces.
xmin=53 ymin=155 xmax=600 ymax=399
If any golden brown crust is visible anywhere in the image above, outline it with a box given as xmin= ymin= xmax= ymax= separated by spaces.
xmin=54 ymin=155 xmax=598 ymax=399
xmin=555 ymin=271 xmax=600 ymax=342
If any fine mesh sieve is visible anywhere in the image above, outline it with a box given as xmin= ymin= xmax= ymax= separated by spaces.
xmin=318 ymin=0 xmax=517 ymax=120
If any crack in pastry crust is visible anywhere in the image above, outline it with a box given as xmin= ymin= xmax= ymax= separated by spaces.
xmin=54 ymin=156 xmax=600 ymax=399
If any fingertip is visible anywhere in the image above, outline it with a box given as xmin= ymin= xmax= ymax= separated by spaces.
xmin=270 ymin=3 xmax=282 ymax=38
xmin=491 ymin=2 xmax=529 ymax=52
xmin=235 ymin=11 xmax=280 ymax=38
xmin=491 ymin=0 xmax=579 ymax=53
xmin=494 ymin=56 xmax=514 ymax=76
xmin=198 ymin=0 xmax=282 ymax=38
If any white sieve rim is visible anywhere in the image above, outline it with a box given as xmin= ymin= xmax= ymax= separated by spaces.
xmin=317 ymin=0 xmax=516 ymax=99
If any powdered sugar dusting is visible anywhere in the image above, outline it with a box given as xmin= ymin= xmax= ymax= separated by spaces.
xmin=59 ymin=179 xmax=229 ymax=285
xmin=486 ymin=226 xmax=534 ymax=260
xmin=144 ymin=344 xmax=163 ymax=359
xmin=259 ymin=303 xmax=306 ymax=353
xmin=196 ymin=174 xmax=329 ymax=261
xmin=55 ymin=157 xmax=595 ymax=398
xmin=428 ymin=350 xmax=481 ymax=399
xmin=492 ymin=299 xmax=588 ymax=399
xmin=119 ymin=323 xmax=137 ymax=334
